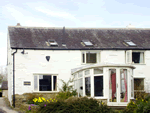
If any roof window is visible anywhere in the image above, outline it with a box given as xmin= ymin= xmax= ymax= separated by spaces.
xmin=124 ymin=40 xmax=136 ymax=46
xmin=48 ymin=39 xmax=58 ymax=46
xmin=82 ymin=40 xmax=93 ymax=47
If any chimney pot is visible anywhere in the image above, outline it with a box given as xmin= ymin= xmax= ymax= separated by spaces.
xmin=17 ymin=23 xmax=21 ymax=26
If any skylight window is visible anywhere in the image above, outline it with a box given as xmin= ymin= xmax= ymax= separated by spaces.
xmin=48 ymin=39 xmax=58 ymax=46
xmin=124 ymin=40 xmax=136 ymax=46
xmin=82 ymin=40 xmax=93 ymax=46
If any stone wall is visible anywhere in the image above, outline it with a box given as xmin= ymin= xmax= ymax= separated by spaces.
xmin=11 ymin=93 xmax=58 ymax=108
xmin=97 ymin=99 xmax=107 ymax=104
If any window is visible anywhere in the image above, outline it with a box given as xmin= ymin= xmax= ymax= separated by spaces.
xmin=82 ymin=40 xmax=93 ymax=47
xmin=131 ymin=77 xmax=134 ymax=98
xmin=126 ymin=50 xmax=145 ymax=64
xmin=94 ymin=68 xmax=103 ymax=97
xmin=94 ymin=76 xmax=103 ymax=96
xmin=134 ymin=78 xmax=144 ymax=90
xmin=85 ymin=77 xmax=91 ymax=96
xmin=73 ymin=68 xmax=103 ymax=98
xmin=124 ymin=40 xmax=136 ymax=46
xmin=132 ymin=52 xmax=144 ymax=63
xmin=120 ymin=69 xmax=128 ymax=102
xmin=34 ymin=75 xmax=57 ymax=92
xmin=48 ymin=39 xmax=58 ymax=46
xmin=94 ymin=68 xmax=103 ymax=74
xmin=82 ymin=51 xmax=100 ymax=64
xmin=109 ymin=69 xmax=117 ymax=102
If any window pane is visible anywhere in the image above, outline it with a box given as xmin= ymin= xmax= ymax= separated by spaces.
xmin=85 ymin=77 xmax=91 ymax=96
xmin=132 ymin=52 xmax=140 ymax=63
xmin=134 ymin=78 xmax=144 ymax=90
xmin=85 ymin=70 xmax=90 ymax=75
xmin=109 ymin=69 xmax=117 ymax=102
xmin=74 ymin=74 xmax=77 ymax=79
xmin=53 ymin=76 xmax=57 ymax=91
xmin=86 ymin=53 xmax=96 ymax=63
xmin=78 ymin=71 xmax=83 ymax=77
xmin=120 ymin=69 xmax=128 ymax=102
xmin=94 ymin=76 xmax=103 ymax=96
xmin=34 ymin=75 xmax=38 ymax=91
xmin=39 ymin=75 xmax=52 ymax=91
xmin=78 ymin=78 xmax=83 ymax=97
xmin=140 ymin=52 xmax=144 ymax=63
xmin=94 ymin=68 xmax=103 ymax=74
xmin=82 ymin=53 xmax=85 ymax=63
xmin=131 ymin=79 xmax=134 ymax=97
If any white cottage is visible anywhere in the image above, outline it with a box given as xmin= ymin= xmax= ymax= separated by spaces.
xmin=7 ymin=24 xmax=150 ymax=107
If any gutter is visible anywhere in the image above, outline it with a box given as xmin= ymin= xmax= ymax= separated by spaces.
xmin=11 ymin=49 xmax=17 ymax=108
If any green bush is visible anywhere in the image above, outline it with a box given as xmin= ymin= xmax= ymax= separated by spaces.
xmin=37 ymin=97 xmax=115 ymax=113
xmin=121 ymin=93 xmax=150 ymax=113
xmin=56 ymin=78 xmax=77 ymax=100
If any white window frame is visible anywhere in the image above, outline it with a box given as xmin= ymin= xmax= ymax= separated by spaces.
xmin=33 ymin=74 xmax=58 ymax=93
xmin=81 ymin=51 xmax=101 ymax=64
xmin=93 ymin=68 xmax=104 ymax=97
xmin=126 ymin=50 xmax=145 ymax=64
xmin=134 ymin=77 xmax=145 ymax=92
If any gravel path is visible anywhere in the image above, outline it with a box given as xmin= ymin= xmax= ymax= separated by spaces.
xmin=0 ymin=108 xmax=6 ymax=113
xmin=0 ymin=97 xmax=18 ymax=113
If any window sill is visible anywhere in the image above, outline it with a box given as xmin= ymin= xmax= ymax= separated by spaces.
xmin=33 ymin=91 xmax=59 ymax=93
xmin=134 ymin=90 xmax=145 ymax=92
xmin=81 ymin=63 xmax=99 ymax=65
xmin=88 ymin=97 xmax=107 ymax=99
xmin=131 ymin=63 xmax=146 ymax=65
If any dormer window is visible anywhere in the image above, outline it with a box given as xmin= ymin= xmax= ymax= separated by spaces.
xmin=82 ymin=40 xmax=93 ymax=47
xmin=124 ymin=40 xmax=136 ymax=46
xmin=48 ymin=39 xmax=58 ymax=46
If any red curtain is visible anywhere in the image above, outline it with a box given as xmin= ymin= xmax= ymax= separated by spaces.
xmin=111 ymin=73 xmax=116 ymax=100
xmin=124 ymin=70 xmax=127 ymax=102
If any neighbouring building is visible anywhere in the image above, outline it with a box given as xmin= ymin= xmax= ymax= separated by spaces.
xmin=1 ymin=81 xmax=8 ymax=97
xmin=7 ymin=23 xmax=150 ymax=107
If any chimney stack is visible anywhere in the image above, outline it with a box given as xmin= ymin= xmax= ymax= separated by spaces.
xmin=126 ymin=23 xmax=135 ymax=28
xmin=16 ymin=23 xmax=21 ymax=26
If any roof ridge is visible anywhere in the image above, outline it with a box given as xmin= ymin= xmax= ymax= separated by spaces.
xmin=8 ymin=26 xmax=150 ymax=30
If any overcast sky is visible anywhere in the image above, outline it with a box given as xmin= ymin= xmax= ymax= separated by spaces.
xmin=0 ymin=0 xmax=150 ymax=67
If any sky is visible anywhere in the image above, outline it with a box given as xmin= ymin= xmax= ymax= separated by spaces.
xmin=0 ymin=0 xmax=150 ymax=67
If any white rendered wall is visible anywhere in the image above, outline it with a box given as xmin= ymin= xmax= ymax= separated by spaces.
xmin=14 ymin=49 xmax=82 ymax=94
xmin=8 ymin=49 xmax=150 ymax=105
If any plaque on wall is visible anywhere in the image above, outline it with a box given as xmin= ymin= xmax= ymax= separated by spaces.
xmin=24 ymin=81 xmax=31 ymax=85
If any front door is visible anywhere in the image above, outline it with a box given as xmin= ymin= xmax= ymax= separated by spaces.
xmin=108 ymin=69 xmax=128 ymax=106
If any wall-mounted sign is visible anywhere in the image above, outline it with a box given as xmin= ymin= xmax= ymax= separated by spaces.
xmin=24 ymin=81 xmax=31 ymax=85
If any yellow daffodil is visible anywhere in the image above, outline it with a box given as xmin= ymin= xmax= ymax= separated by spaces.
xmin=142 ymin=99 xmax=144 ymax=102
xmin=146 ymin=101 xmax=148 ymax=103
xmin=136 ymin=98 xmax=137 ymax=100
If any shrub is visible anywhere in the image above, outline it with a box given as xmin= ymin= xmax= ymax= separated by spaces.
xmin=37 ymin=97 xmax=115 ymax=113
xmin=121 ymin=93 xmax=150 ymax=113
xmin=26 ymin=93 xmax=43 ymax=104
xmin=56 ymin=78 xmax=77 ymax=100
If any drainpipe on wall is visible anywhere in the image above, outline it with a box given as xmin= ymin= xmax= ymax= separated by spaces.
xmin=12 ymin=49 xmax=17 ymax=108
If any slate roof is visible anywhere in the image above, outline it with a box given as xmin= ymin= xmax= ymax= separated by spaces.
xmin=8 ymin=26 xmax=150 ymax=50
xmin=1 ymin=81 xmax=8 ymax=90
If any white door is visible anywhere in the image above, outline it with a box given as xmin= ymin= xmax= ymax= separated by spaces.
xmin=108 ymin=69 xmax=129 ymax=106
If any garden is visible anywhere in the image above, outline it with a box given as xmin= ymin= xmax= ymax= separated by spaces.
xmin=5 ymin=78 xmax=150 ymax=113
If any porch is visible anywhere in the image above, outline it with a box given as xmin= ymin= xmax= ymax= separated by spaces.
xmin=71 ymin=63 xmax=135 ymax=106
